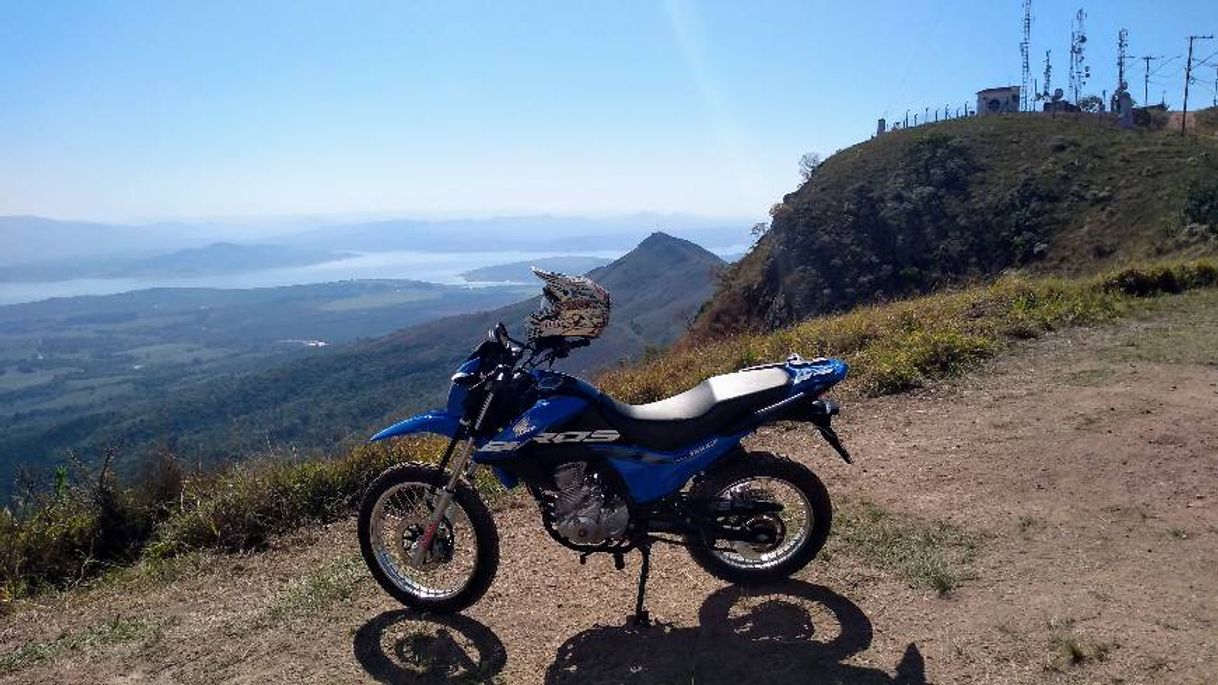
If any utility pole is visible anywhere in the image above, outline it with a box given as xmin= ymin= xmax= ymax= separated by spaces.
xmin=1182 ymin=35 xmax=1214 ymax=135
xmin=1139 ymin=55 xmax=1161 ymax=106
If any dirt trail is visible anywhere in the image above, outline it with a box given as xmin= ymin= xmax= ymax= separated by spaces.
xmin=3 ymin=291 xmax=1217 ymax=684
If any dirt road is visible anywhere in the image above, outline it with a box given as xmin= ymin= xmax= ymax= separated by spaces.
xmin=3 ymin=291 xmax=1216 ymax=684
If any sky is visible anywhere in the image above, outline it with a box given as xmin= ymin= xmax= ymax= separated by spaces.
xmin=1 ymin=0 xmax=1215 ymax=223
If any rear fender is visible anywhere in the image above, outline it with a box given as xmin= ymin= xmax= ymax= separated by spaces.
xmin=369 ymin=411 xmax=461 ymax=442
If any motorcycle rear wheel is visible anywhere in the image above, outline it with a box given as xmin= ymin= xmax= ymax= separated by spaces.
xmin=358 ymin=462 xmax=499 ymax=613
xmin=685 ymin=451 xmax=832 ymax=585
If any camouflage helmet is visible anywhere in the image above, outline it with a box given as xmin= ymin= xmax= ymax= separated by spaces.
xmin=526 ymin=268 xmax=611 ymax=340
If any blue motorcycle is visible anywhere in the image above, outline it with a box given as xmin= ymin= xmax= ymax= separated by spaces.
xmin=358 ymin=321 xmax=852 ymax=624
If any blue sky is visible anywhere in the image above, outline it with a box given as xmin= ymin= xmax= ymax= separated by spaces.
xmin=1 ymin=1 xmax=1214 ymax=223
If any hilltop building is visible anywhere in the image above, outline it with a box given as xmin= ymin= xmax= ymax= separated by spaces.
xmin=976 ymin=86 xmax=1021 ymax=115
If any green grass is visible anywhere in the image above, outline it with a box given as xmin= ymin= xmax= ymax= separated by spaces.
xmin=826 ymin=500 xmax=978 ymax=594
xmin=266 ymin=554 xmax=366 ymax=620
xmin=146 ymin=440 xmax=439 ymax=557
xmin=0 ymin=616 xmax=164 ymax=675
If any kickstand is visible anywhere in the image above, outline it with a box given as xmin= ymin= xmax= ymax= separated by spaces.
xmin=630 ymin=540 xmax=652 ymax=627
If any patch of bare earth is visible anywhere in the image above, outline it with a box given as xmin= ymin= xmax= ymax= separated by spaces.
xmin=3 ymin=291 xmax=1217 ymax=684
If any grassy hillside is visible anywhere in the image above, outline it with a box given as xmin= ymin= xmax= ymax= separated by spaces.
xmin=694 ymin=111 xmax=1218 ymax=337
xmin=600 ymin=260 xmax=1218 ymax=404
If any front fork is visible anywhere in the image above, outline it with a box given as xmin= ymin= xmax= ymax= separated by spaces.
xmin=409 ymin=388 xmax=496 ymax=567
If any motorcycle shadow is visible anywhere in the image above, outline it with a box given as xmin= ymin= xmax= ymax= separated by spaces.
xmin=352 ymin=610 xmax=507 ymax=684
xmin=352 ymin=581 xmax=927 ymax=684
xmin=545 ymin=580 xmax=927 ymax=684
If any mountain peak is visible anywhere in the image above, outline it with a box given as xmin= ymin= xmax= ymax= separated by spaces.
xmin=616 ymin=231 xmax=725 ymax=265
xmin=638 ymin=231 xmax=679 ymax=246
xmin=587 ymin=232 xmax=725 ymax=298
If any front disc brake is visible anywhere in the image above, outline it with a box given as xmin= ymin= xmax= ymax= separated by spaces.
xmin=396 ymin=514 xmax=456 ymax=570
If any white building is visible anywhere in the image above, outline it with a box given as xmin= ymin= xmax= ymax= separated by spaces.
xmin=976 ymin=86 xmax=1021 ymax=116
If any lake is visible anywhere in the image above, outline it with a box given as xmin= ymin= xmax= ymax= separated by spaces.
xmin=0 ymin=249 xmax=626 ymax=305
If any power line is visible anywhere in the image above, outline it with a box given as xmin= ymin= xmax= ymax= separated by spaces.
xmin=1182 ymin=34 xmax=1214 ymax=135
xmin=1150 ymin=55 xmax=1182 ymax=75
xmin=1195 ymin=48 xmax=1218 ymax=66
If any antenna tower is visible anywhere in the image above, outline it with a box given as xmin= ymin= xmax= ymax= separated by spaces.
xmin=1042 ymin=49 xmax=1052 ymax=99
xmin=1069 ymin=9 xmax=1089 ymax=103
xmin=1020 ymin=0 xmax=1033 ymax=110
xmin=1117 ymin=28 xmax=1129 ymax=89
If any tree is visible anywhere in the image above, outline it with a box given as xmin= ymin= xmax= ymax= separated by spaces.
xmin=1077 ymin=95 xmax=1103 ymax=113
xmin=798 ymin=152 xmax=822 ymax=182
xmin=750 ymin=221 xmax=769 ymax=238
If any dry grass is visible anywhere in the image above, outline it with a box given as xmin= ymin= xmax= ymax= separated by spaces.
xmin=599 ymin=260 xmax=1218 ymax=403
xmin=827 ymin=500 xmax=978 ymax=594
xmin=0 ymin=616 xmax=166 ymax=675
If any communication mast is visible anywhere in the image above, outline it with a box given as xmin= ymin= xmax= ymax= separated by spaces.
xmin=1020 ymin=0 xmax=1033 ymax=110
xmin=1116 ymin=28 xmax=1129 ymax=89
xmin=1042 ymin=49 xmax=1053 ymax=100
xmin=1069 ymin=9 xmax=1090 ymax=104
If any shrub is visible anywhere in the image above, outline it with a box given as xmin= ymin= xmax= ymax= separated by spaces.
xmin=149 ymin=439 xmax=440 ymax=555
xmin=0 ymin=451 xmax=160 ymax=599
xmin=1 ymin=439 xmax=441 ymax=601
xmin=1182 ymin=178 xmax=1218 ymax=230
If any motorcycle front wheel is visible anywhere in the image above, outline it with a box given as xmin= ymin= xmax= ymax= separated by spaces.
xmin=685 ymin=451 xmax=832 ymax=586
xmin=358 ymin=462 xmax=499 ymax=613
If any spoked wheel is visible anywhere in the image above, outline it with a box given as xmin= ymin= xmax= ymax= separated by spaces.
xmin=686 ymin=452 xmax=832 ymax=585
xmin=358 ymin=463 xmax=499 ymax=613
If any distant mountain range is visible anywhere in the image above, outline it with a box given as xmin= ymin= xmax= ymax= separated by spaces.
xmin=0 ymin=233 xmax=725 ymax=486
xmin=0 ymin=216 xmax=207 ymax=265
xmin=279 ymin=215 xmax=749 ymax=254
xmin=460 ymin=256 xmax=613 ymax=282
xmin=0 ymin=242 xmax=350 ymax=282
xmin=0 ymin=213 xmax=751 ymax=271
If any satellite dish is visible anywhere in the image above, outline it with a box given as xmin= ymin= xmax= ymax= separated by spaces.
xmin=1053 ymin=88 xmax=1064 ymax=100
xmin=1079 ymin=35 xmax=1087 ymax=44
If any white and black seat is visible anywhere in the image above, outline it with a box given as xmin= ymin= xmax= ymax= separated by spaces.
xmin=597 ymin=368 xmax=792 ymax=451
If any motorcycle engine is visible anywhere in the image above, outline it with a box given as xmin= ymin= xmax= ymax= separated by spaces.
xmin=549 ymin=462 xmax=629 ymax=545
